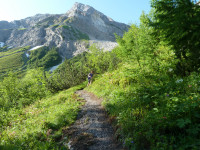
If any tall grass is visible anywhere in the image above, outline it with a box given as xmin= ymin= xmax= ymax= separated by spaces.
xmin=0 ymin=84 xmax=85 ymax=150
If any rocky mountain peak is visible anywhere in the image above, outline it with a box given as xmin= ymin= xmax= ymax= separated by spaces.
xmin=73 ymin=2 xmax=92 ymax=11
xmin=0 ymin=2 xmax=129 ymax=58
xmin=66 ymin=2 xmax=113 ymax=21
xmin=66 ymin=2 xmax=94 ymax=17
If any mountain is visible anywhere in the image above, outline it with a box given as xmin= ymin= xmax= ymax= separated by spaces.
xmin=0 ymin=3 xmax=129 ymax=58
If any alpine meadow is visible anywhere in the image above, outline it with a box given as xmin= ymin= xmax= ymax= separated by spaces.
xmin=0 ymin=0 xmax=200 ymax=150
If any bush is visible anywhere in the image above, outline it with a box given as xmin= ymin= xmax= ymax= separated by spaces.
xmin=0 ymin=69 xmax=51 ymax=110
xmin=45 ymin=45 xmax=120 ymax=93
xmin=86 ymin=12 xmax=200 ymax=149
xmin=0 ymin=85 xmax=84 ymax=149
xmin=28 ymin=46 xmax=62 ymax=69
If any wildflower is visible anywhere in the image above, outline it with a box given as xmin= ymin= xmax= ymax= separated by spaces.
xmin=168 ymin=68 xmax=173 ymax=72
xmin=166 ymin=94 xmax=169 ymax=97
xmin=176 ymin=79 xmax=183 ymax=83
xmin=188 ymin=85 xmax=192 ymax=88
xmin=131 ymin=141 xmax=134 ymax=144
xmin=162 ymin=117 xmax=167 ymax=119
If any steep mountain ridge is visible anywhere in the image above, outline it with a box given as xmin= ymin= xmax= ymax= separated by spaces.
xmin=0 ymin=14 xmax=55 ymax=29
xmin=65 ymin=2 xmax=128 ymax=41
xmin=0 ymin=3 xmax=129 ymax=58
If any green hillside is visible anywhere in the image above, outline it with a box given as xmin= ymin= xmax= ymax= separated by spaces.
xmin=0 ymin=46 xmax=62 ymax=76
xmin=0 ymin=83 xmax=84 ymax=149
xmin=0 ymin=0 xmax=200 ymax=149
xmin=0 ymin=46 xmax=30 ymax=74
xmin=27 ymin=46 xmax=62 ymax=69
xmin=0 ymin=46 xmax=30 ymax=57
xmin=84 ymin=1 xmax=200 ymax=149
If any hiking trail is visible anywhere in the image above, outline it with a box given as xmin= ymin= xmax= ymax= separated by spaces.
xmin=65 ymin=90 xmax=123 ymax=150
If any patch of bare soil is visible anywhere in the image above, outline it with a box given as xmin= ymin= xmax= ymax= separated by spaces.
xmin=65 ymin=90 xmax=123 ymax=150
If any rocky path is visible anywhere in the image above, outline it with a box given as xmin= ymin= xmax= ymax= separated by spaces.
xmin=66 ymin=90 xmax=123 ymax=150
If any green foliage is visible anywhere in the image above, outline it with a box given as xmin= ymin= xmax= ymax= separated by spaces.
xmin=86 ymin=12 xmax=200 ymax=149
xmin=45 ymin=52 xmax=89 ymax=92
xmin=46 ymin=45 xmax=119 ymax=93
xmin=45 ymin=58 xmax=87 ymax=92
xmin=76 ymin=29 xmax=89 ymax=40
xmin=77 ymin=39 xmax=90 ymax=49
xmin=0 ymin=69 xmax=51 ymax=110
xmin=18 ymin=28 xmax=27 ymax=30
xmin=60 ymin=24 xmax=89 ymax=40
xmin=0 ymin=84 xmax=84 ymax=149
xmin=28 ymin=46 xmax=62 ymax=69
xmin=0 ymin=52 xmax=25 ymax=74
xmin=2 ymin=2 xmax=200 ymax=149
xmin=87 ymin=44 xmax=120 ymax=73
xmin=115 ymin=18 xmax=176 ymax=74
xmin=0 ymin=60 xmax=84 ymax=149
xmin=150 ymin=0 xmax=200 ymax=74
xmin=63 ymin=17 xmax=75 ymax=23
xmin=0 ymin=46 xmax=8 ymax=52
xmin=0 ymin=46 xmax=30 ymax=75
xmin=0 ymin=46 xmax=30 ymax=58
xmin=59 ymin=25 xmax=70 ymax=29
xmin=51 ymin=24 xmax=59 ymax=28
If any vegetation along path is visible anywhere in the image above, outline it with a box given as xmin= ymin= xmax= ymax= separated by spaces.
xmin=66 ymin=90 xmax=123 ymax=150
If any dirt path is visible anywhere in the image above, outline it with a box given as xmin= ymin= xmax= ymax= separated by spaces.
xmin=66 ymin=90 xmax=123 ymax=150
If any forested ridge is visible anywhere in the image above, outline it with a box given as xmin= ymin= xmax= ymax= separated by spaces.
xmin=0 ymin=0 xmax=200 ymax=149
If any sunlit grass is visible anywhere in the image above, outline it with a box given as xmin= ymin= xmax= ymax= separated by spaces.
xmin=0 ymin=46 xmax=30 ymax=57
xmin=0 ymin=84 xmax=85 ymax=149
xmin=0 ymin=52 xmax=25 ymax=73
xmin=86 ymin=62 xmax=200 ymax=149
xmin=0 ymin=46 xmax=30 ymax=74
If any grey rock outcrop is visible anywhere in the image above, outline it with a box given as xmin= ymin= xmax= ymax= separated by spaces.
xmin=0 ymin=29 xmax=12 ymax=42
xmin=65 ymin=2 xmax=128 ymax=41
xmin=0 ymin=21 xmax=16 ymax=29
xmin=0 ymin=3 xmax=129 ymax=58
xmin=6 ymin=27 xmax=46 ymax=46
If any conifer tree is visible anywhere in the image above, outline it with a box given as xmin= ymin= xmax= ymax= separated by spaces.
xmin=151 ymin=0 xmax=200 ymax=74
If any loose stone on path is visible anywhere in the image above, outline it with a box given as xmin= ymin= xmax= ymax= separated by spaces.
xmin=66 ymin=90 xmax=123 ymax=150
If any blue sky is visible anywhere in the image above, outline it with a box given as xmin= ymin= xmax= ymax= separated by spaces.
xmin=0 ymin=0 xmax=151 ymax=24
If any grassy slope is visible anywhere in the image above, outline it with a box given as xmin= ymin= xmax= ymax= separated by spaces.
xmin=0 ymin=84 xmax=85 ymax=150
xmin=86 ymin=62 xmax=200 ymax=149
xmin=0 ymin=46 xmax=62 ymax=75
xmin=86 ymin=63 xmax=134 ymax=115
xmin=0 ymin=46 xmax=30 ymax=57
xmin=0 ymin=47 xmax=30 ymax=74
xmin=0 ymin=52 xmax=25 ymax=74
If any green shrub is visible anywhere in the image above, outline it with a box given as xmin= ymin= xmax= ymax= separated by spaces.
xmin=0 ymin=69 xmax=51 ymax=110
xmin=28 ymin=46 xmax=62 ymax=69
xmin=45 ymin=45 xmax=120 ymax=93
xmin=0 ymin=84 xmax=84 ymax=149
xmin=85 ymin=12 xmax=200 ymax=149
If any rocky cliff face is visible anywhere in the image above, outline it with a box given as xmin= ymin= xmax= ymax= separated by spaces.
xmin=65 ymin=2 xmax=128 ymax=41
xmin=0 ymin=3 xmax=129 ymax=58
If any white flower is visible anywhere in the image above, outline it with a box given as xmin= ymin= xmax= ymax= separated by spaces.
xmin=176 ymin=79 xmax=183 ymax=83
xmin=168 ymin=68 xmax=173 ymax=72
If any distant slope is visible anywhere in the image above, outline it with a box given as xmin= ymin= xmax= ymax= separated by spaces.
xmin=0 ymin=46 xmax=62 ymax=75
xmin=0 ymin=46 xmax=30 ymax=74
xmin=0 ymin=3 xmax=129 ymax=58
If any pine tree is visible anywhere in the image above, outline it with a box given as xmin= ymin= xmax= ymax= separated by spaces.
xmin=151 ymin=0 xmax=200 ymax=74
